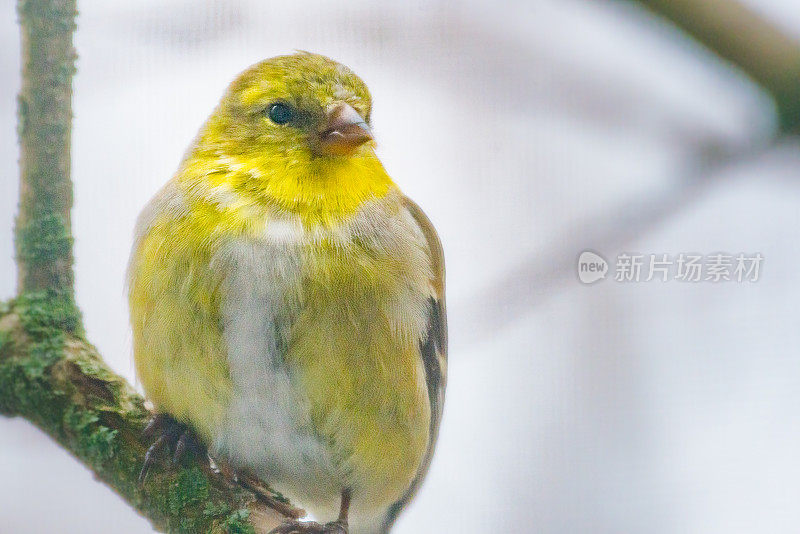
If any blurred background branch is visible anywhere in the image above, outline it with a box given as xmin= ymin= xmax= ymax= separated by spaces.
xmin=462 ymin=0 xmax=800 ymax=340
xmin=630 ymin=0 xmax=800 ymax=134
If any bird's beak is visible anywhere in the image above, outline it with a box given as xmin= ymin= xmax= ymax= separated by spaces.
xmin=315 ymin=102 xmax=374 ymax=157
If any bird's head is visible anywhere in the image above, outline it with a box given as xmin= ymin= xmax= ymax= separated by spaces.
xmin=185 ymin=53 xmax=392 ymax=224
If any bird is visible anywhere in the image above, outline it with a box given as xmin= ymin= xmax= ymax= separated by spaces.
xmin=127 ymin=52 xmax=446 ymax=534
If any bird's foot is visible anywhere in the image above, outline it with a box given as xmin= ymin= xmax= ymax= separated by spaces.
xmin=268 ymin=519 xmax=347 ymax=534
xmin=235 ymin=469 xmax=305 ymax=519
xmin=139 ymin=413 xmax=205 ymax=483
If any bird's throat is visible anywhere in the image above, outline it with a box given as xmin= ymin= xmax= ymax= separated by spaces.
xmin=183 ymin=149 xmax=395 ymax=228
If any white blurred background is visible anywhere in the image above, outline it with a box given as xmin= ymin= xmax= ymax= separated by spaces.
xmin=1 ymin=0 xmax=800 ymax=532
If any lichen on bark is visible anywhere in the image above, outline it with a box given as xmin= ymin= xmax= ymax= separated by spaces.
xmin=15 ymin=0 xmax=78 ymax=295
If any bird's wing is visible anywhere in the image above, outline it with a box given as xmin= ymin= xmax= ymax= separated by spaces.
xmin=382 ymin=196 xmax=447 ymax=531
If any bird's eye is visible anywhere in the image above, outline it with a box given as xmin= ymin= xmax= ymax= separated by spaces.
xmin=267 ymin=103 xmax=294 ymax=125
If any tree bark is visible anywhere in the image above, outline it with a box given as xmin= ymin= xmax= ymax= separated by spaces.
xmin=15 ymin=0 xmax=78 ymax=295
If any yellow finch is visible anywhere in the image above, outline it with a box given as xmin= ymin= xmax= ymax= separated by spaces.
xmin=127 ymin=53 xmax=446 ymax=534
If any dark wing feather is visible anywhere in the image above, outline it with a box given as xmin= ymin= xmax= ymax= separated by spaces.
xmin=382 ymin=197 xmax=447 ymax=531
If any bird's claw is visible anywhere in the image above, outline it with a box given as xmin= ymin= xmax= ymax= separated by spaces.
xmin=268 ymin=519 xmax=347 ymax=534
xmin=139 ymin=413 xmax=204 ymax=484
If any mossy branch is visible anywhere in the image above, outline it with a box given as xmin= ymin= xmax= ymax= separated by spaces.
xmin=628 ymin=0 xmax=800 ymax=134
xmin=0 ymin=292 xmax=299 ymax=533
xmin=15 ymin=0 xmax=79 ymax=295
